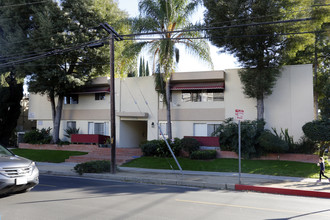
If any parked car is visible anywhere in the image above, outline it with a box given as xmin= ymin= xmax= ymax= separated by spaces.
xmin=0 ymin=144 xmax=39 ymax=195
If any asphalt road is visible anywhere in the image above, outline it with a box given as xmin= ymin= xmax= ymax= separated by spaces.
xmin=0 ymin=175 xmax=329 ymax=220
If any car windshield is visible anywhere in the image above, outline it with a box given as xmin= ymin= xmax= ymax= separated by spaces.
xmin=0 ymin=145 xmax=14 ymax=156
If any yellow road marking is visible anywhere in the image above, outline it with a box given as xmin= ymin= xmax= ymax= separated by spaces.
xmin=175 ymin=199 xmax=330 ymax=217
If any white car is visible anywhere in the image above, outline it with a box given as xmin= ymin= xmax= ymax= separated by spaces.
xmin=0 ymin=144 xmax=39 ymax=195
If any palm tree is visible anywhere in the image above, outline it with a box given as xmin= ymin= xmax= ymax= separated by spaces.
xmin=128 ymin=0 xmax=213 ymax=139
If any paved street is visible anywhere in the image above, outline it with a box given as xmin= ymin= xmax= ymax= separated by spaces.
xmin=1 ymin=175 xmax=330 ymax=220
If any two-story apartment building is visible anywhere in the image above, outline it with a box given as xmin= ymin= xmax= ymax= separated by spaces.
xmin=28 ymin=64 xmax=314 ymax=148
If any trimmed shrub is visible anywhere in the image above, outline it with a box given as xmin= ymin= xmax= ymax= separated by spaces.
xmin=302 ymin=119 xmax=330 ymax=156
xmin=140 ymin=140 xmax=161 ymax=156
xmin=258 ymin=130 xmax=288 ymax=153
xmin=74 ymin=160 xmax=111 ymax=175
xmin=140 ymin=138 xmax=182 ymax=157
xmin=181 ymin=137 xmax=200 ymax=155
xmin=190 ymin=150 xmax=217 ymax=160
xmin=23 ymin=128 xmax=52 ymax=144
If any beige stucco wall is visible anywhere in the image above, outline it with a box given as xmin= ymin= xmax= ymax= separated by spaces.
xmin=264 ymin=64 xmax=314 ymax=141
xmin=224 ymin=64 xmax=313 ymax=141
xmin=116 ymin=76 xmax=159 ymax=147
xmin=224 ymin=68 xmax=257 ymax=120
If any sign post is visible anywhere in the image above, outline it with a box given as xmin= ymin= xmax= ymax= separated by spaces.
xmin=235 ymin=109 xmax=244 ymax=184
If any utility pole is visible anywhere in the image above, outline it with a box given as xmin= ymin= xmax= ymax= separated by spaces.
xmin=100 ymin=23 xmax=123 ymax=174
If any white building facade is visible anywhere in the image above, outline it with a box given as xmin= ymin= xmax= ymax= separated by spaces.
xmin=28 ymin=64 xmax=314 ymax=148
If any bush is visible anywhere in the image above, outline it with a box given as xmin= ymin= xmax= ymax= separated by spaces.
xmin=258 ymin=130 xmax=288 ymax=153
xmin=291 ymin=136 xmax=318 ymax=154
xmin=140 ymin=140 xmax=160 ymax=156
xmin=64 ymin=127 xmax=80 ymax=139
xmin=23 ymin=128 xmax=52 ymax=144
xmin=74 ymin=160 xmax=111 ymax=175
xmin=140 ymin=138 xmax=182 ymax=157
xmin=181 ymin=137 xmax=200 ymax=155
xmin=215 ymin=118 xmax=265 ymax=159
xmin=190 ymin=150 xmax=217 ymax=160
xmin=302 ymin=119 xmax=330 ymax=156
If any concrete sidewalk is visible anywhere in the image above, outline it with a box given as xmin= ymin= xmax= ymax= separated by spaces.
xmin=36 ymin=162 xmax=330 ymax=199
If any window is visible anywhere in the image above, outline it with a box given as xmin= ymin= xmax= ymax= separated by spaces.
xmin=64 ymin=95 xmax=78 ymax=104
xmin=159 ymin=122 xmax=168 ymax=136
xmin=194 ymin=123 xmax=220 ymax=137
xmin=182 ymin=90 xmax=224 ymax=102
xmin=207 ymin=124 xmax=220 ymax=136
xmin=193 ymin=123 xmax=207 ymax=136
xmin=95 ymin=93 xmax=105 ymax=100
xmin=88 ymin=122 xmax=109 ymax=135
xmin=94 ymin=123 xmax=104 ymax=135
xmin=67 ymin=121 xmax=76 ymax=129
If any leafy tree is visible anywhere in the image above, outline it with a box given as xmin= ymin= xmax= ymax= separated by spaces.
xmin=1 ymin=0 xmax=132 ymax=143
xmin=127 ymin=0 xmax=213 ymax=139
xmin=0 ymin=74 xmax=23 ymax=146
xmin=285 ymin=3 xmax=330 ymax=119
xmin=203 ymin=0 xmax=318 ymax=120
xmin=145 ymin=60 xmax=150 ymax=76
xmin=0 ymin=0 xmax=35 ymax=145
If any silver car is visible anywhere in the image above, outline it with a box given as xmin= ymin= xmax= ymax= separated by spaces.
xmin=0 ymin=144 xmax=39 ymax=195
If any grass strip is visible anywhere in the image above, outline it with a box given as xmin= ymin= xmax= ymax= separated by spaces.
xmin=122 ymin=157 xmax=328 ymax=179
xmin=11 ymin=149 xmax=88 ymax=163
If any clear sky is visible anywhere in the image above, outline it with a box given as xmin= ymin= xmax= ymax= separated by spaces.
xmin=117 ymin=0 xmax=240 ymax=72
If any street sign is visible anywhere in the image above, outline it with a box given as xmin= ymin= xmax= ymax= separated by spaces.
xmin=235 ymin=109 xmax=244 ymax=184
xmin=235 ymin=109 xmax=244 ymax=120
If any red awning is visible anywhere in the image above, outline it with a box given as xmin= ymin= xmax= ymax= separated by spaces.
xmin=171 ymin=82 xmax=225 ymax=90
xmin=70 ymin=86 xmax=110 ymax=94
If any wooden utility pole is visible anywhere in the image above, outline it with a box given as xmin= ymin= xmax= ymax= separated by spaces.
xmin=109 ymin=34 xmax=116 ymax=174
xmin=100 ymin=23 xmax=122 ymax=174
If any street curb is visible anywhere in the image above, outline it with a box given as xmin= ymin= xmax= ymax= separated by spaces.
xmin=235 ymin=184 xmax=330 ymax=199
xmin=39 ymin=170 xmax=329 ymax=199
xmin=39 ymin=170 xmax=235 ymax=190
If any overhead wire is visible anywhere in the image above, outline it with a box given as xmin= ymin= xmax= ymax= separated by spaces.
xmin=0 ymin=0 xmax=50 ymax=8
xmin=0 ymin=37 xmax=109 ymax=68
xmin=0 ymin=4 xmax=327 ymax=68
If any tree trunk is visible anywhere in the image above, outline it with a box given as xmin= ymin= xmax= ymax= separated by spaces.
xmin=257 ymin=96 xmax=264 ymax=120
xmin=51 ymin=95 xmax=64 ymax=143
xmin=166 ymin=80 xmax=172 ymax=140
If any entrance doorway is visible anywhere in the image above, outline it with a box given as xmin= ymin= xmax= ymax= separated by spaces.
xmin=119 ymin=120 xmax=147 ymax=148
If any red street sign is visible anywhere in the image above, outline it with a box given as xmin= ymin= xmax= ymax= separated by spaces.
xmin=235 ymin=109 xmax=244 ymax=120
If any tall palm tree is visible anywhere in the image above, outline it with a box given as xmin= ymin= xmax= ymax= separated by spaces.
xmin=128 ymin=0 xmax=213 ymax=139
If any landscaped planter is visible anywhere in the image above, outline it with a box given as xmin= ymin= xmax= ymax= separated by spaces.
xmin=71 ymin=134 xmax=110 ymax=145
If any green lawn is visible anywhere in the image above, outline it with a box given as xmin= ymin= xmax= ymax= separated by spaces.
xmin=11 ymin=149 xmax=88 ymax=163
xmin=121 ymin=157 xmax=328 ymax=179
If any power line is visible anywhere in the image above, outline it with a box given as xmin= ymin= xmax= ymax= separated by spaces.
xmin=0 ymin=37 xmax=109 ymax=68
xmin=121 ymin=31 xmax=321 ymax=42
xmin=122 ymin=17 xmax=313 ymax=38
xmin=0 ymin=0 xmax=50 ymax=8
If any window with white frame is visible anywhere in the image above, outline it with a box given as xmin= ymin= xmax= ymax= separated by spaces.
xmin=194 ymin=123 xmax=221 ymax=137
xmin=193 ymin=123 xmax=207 ymax=136
xmin=159 ymin=122 xmax=167 ymax=136
xmin=88 ymin=122 xmax=109 ymax=135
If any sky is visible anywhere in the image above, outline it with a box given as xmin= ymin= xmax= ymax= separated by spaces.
xmin=117 ymin=0 xmax=240 ymax=72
